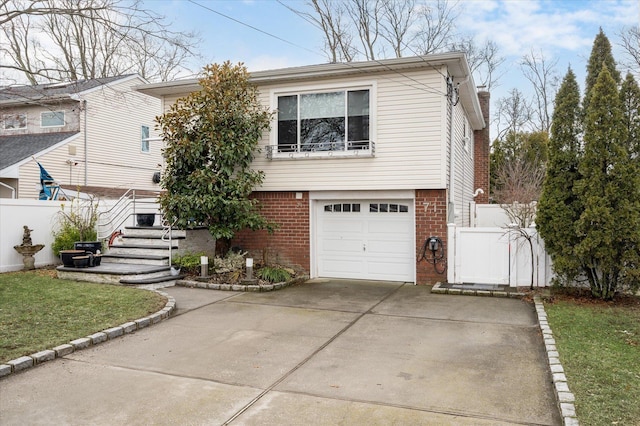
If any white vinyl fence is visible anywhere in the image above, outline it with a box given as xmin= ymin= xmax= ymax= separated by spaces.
xmin=0 ymin=199 xmax=65 ymax=272
xmin=0 ymin=198 xmax=161 ymax=273
xmin=448 ymin=203 xmax=553 ymax=287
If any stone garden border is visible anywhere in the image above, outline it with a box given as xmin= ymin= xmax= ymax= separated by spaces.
xmin=534 ymin=295 xmax=579 ymax=426
xmin=175 ymin=276 xmax=308 ymax=292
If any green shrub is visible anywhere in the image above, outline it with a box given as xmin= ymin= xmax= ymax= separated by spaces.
xmin=52 ymin=223 xmax=97 ymax=256
xmin=51 ymin=196 xmax=99 ymax=256
xmin=257 ymin=266 xmax=292 ymax=283
xmin=172 ymin=252 xmax=206 ymax=275
xmin=214 ymin=250 xmax=247 ymax=272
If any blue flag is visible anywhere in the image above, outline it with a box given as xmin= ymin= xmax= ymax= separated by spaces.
xmin=37 ymin=161 xmax=56 ymax=200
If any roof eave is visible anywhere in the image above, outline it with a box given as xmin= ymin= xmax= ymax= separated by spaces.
xmin=0 ymin=93 xmax=76 ymax=107
xmin=0 ymin=132 xmax=81 ymax=177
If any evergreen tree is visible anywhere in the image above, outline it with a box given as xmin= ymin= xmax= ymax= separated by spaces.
xmin=537 ymin=68 xmax=583 ymax=283
xmin=157 ymin=62 xmax=274 ymax=240
xmin=584 ymin=28 xmax=620 ymax=113
xmin=574 ymin=65 xmax=640 ymax=300
xmin=620 ymin=73 xmax=640 ymax=158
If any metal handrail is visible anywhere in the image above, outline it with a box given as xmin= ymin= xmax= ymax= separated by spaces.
xmin=161 ymin=216 xmax=177 ymax=266
xmin=96 ymin=189 xmax=161 ymax=240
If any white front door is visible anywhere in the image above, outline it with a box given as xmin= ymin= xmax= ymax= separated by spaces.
xmin=316 ymin=200 xmax=414 ymax=281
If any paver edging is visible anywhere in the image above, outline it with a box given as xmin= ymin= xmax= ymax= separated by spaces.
xmin=431 ymin=282 xmax=525 ymax=298
xmin=175 ymin=276 xmax=308 ymax=292
xmin=534 ymin=295 xmax=579 ymax=426
xmin=0 ymin=289 xmax=175 ymax=380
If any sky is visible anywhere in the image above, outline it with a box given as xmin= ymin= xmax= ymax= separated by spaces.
xmin=149 ymin=0 xmax=640 ymax=133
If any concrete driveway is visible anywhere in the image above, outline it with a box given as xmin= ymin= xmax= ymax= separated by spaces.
xmin=0 ymin=279 xmax=561 ymax=425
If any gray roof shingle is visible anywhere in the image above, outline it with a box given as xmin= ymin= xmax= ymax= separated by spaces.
xmin=0 ymin=75 xmax=135 ymax=103
xmin=0 ymin=132 xmax=80 ymax=170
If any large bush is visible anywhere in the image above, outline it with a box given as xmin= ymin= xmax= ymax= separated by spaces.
xmin=157 ymin=62 xmax=274 ymax=240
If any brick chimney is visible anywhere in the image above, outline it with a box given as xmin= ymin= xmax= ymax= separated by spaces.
xmin=473 ymin=91 xmax=490 ymax=204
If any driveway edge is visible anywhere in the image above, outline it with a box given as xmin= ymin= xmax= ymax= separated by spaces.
xmin=534 ymin=295 xmax=579 ymax=426
xmin=0 ymin=289 xmax=175 ymax=380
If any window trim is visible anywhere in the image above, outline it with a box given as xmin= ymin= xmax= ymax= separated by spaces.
xmin=269 ymin=81 xmax=376 ymax=160
xmin=141 ymin=125 xmax=150 ymax=153
xmin=40 ymin=111 xmax=65 ymax=128
xmin=2 ymin=113 xmax=27 ymax=130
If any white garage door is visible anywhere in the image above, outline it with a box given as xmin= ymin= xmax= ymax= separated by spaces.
xmin=317 ymin=200 xmax=414 ymax=282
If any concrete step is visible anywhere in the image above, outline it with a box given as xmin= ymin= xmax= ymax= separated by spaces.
xmin=120 ymin=273 xmax=185 ymax=288
xmin=119 ymin=236 xmax=181 ymax=246
xmin=123 ymin=226 xmax=186 ymax=239
xmin=102 ymin=254 xmax=169 ymax=266
xmin=56 ymin=263 xmax=173 ymax=285
xmin=107 ymin=245 xmax=177 ymax=256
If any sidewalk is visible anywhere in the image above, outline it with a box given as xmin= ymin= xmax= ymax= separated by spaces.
xmin=0 ymin=280 xmax=561 ymax=425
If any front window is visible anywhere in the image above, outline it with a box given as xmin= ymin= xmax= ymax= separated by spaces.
xmin=41 ymin=111 xmax=64 ymax=127
xmin=3 ymin=113 xmax=26 ymax=130
xmin=273 ymin=88 xmax=371 ymax=158
xmin=141 ymin=125 xmax=150 ymax=152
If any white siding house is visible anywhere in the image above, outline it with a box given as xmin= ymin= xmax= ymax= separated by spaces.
xmin=0 ymin=75 xmax=162 ymax=199
xmin=138 ymin=53 xmax=490 ymax=284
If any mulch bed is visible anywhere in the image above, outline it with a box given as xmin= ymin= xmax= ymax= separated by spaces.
xmin=545 ymin=287 xmax=640 ymax=308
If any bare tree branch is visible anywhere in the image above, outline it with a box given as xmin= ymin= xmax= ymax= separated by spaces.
xmin=304 ymin=0 xmax=462 ymax=63
xmin=345 ymin=0 xmax=382 ymax=60
xmin=449 ymin=36 xmax=505 ymax=90
xmin=305 ymin=0 xmax=356 ymax=62
xmin=379 ymin=0 xmax=416 ymax=58
xmin=618 ymin=25 xmax=640 ymax=73
xmin=494 ymin=158 xmax=545 ymax=228
xmin=520 ymin=49 xmax=559 ymax=134
xmin=495 ymin=88 xmax=534 ymax=139
xmin=1 ymin=0 xmax=200 ymax=84
xmin=412 ymin=0 xmax=459 ymax=56
xmin=0 ymin=0 xmax=107 ymax=26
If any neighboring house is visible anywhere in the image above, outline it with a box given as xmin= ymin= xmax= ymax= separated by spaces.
xmin=138 ymin=53 xmax=490 ymax=285
xmin=0 ymin=75 xmax=163 ymax=200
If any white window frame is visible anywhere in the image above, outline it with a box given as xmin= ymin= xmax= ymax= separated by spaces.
xmin=269 ymin=81 xmax=377 ymax=160
xmin=3 ymin=113 xmax=27 ymax=130
xmin=41 ymin=111 xmax=65 ymax=128
xmin=462 ymin=118 xmax=469 ymax=154
xmin=141 ymin=125 xmax=150 ymax=153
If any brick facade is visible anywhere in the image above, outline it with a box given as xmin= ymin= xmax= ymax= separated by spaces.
xmin=473 ymin=91 xmax=491 ymax=204
xmin=231 ymin=191 xmax=310 ymax=272
xmin=233 ymin=189 xmax=451 ymax=285
xmin=414 ymin=189 xmax=448 ymax=285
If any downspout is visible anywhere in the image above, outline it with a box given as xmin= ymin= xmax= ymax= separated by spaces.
xmin=83 ymin=99 xmax=88 ymax=185
xmin=447 ymin=76 xmax=456 ymax=224
xmin=0 ymin=181 xmax=16 ymax=198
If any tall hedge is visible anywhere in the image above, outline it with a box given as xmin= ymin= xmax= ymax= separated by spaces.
xmin=537 ymin=68 xmax=583 ymax=283
xmin=574 ymin=65 xmax=640 ymax=299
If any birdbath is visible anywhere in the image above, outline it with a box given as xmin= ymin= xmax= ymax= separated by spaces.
xmin=13 ymin=226 xmax=44 ymax=270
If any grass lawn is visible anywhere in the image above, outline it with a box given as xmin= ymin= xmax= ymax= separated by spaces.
xmin=544 ymin=291 xmax=640 ymax=425
xmin=0 ymin=268 xmax=167 ymax=363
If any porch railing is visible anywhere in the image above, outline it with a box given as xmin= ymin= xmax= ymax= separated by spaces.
xmin=96 ymin=189 xmax=161 ymax=240
xmin=266 ymin=140 xmax=375 ymax=160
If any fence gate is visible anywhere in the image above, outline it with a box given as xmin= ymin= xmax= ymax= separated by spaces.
xmin=446 ymin=224 xmax=550 ymax=287
xmin=451 ymin=226 xmax=510 ymax=285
